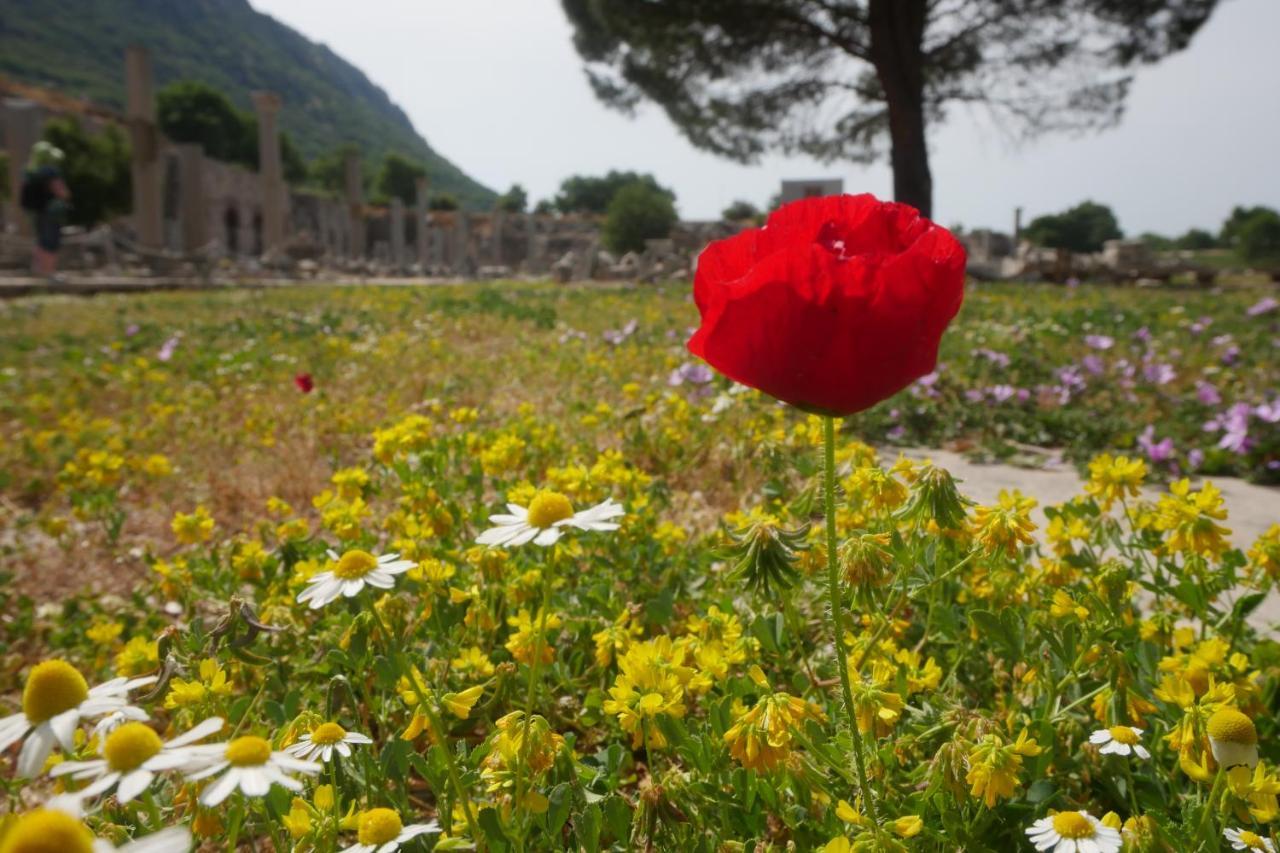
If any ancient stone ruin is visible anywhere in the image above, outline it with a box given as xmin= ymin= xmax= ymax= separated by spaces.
xmin=0 ymin=46 xmax=734 ymax=286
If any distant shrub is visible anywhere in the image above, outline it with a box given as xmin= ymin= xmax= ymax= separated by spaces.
xmin=1238 ymin=209 xmax=1280 ymax=266
xmin=1220 ymin=205 xmax=1277 ymax=247
xmin=721 ymin=199 xmax=760 ymax=222
xmin=376 ymin=153 xmax=426 ymax=204
xmin=555 ymin=171 xmax=674 ymax=215
xmin=158 ymin=81 xmax=305 ymax=183
xmin=1174 ymin=228 xmax=1218 ymax=251
xmin=602 ymin=182 xmax=678 ymax=254
xmin=1023 ymin=201 xmax=1122 ymax=253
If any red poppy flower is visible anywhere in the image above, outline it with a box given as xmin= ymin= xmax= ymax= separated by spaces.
xmin=688 ymin=194 xmax=966 ymax=415
xmin=294 ymin=372 xmax=314 ymax=393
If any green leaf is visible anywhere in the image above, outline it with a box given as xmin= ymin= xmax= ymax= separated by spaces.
xmin=970 ymin=609 xmax=1022 ymax=657
xmin=477 ymin=807 xmax=509 ymax=851
xmin=1229 ymin=591 xmax=1267 ymax=622
xmin=576 ymin=802 xmax=602 ymax=851
xmin=603 ymin=794 xmax=632 ymax=842
xmin=546 ymin=783 xmax=572 ymax=836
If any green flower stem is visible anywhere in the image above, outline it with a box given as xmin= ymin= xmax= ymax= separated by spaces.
xmin=1197 ymin=767 xmax=1226 ymax=843
xmin=141 ymin=790 xmax=164 ymax=830
xmin=370 ymin=605 xmax=481 ymax=845
xmin=823 ymin=416 xmax=879 ymax=824
xmin=513 ymin=568 xmax=554 ymax=848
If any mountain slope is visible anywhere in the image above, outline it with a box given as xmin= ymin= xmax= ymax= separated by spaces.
xmin=0 ymin=0 xmax=495 ymax=208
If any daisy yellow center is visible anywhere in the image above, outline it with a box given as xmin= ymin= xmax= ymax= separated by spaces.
xmin=333 ymin=550 xmax=378 ymax=580
xmin=358 ymin=808 xmax=403 ymax=845
xmin=310 ymin=722 xmax=347 ymax=745
xmin=1240 ymin=831 xmax=1266 ymax=848
xmin=225 ymin=735 xmax=272 ymax=766
xmin=21 ymin=660 xmax=89 ymax=724
xmin=0 ymin=809 xmax=94 ymax=853
xmin=103 ymin=722 xmax=163 ymax=771
xmin=526 ymin=491 xmax=573 ymax=529
xmin=1107 ymin=726 xmax=1139 ymax=745
xmin=1208 ymin=708 xmax=1258 ymax=745
xmin=1051 ymin=812 xmax=1096 ymax=839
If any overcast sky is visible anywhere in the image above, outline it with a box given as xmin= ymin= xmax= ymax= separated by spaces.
xmin=252 ymin=0 xmax=1278 ymax=235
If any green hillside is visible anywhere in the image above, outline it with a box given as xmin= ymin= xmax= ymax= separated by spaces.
xmin=0 ymin=0 xmax=495 ymax=208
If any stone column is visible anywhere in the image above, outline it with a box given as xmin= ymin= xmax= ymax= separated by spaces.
xmin=491 ymin=209 xmax=505 ymax=266
xmin=454 ymin=209 xmax=470 ymax=274
xmin=2 ymin=98 xmax=43 ymax=236
xmin=125 ymin=45 xmax=163 ymax=249
xmin=389 ymin=197 xmax=405 ymax=271
xmin=344 ymin=150 xmax=364 ymax=260
xmin=431 ymin=228 xmax=444 ymax=270
xmin=525 ymin=213 xmax=538 ymax=273
xmin=414 ymin=176 xmax=430 ymax=269
xmin=175 ymin=143 xmax=207 ymax=252
xmin=251 ymin=91 xmax=286 ymax=255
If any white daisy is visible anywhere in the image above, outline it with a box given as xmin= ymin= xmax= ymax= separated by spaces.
xmin=1026 ymin=810 xmax=1122 ymax=853
xmin=285 ymin=721 xmax=372 ymax=763
xmin=51 ymin=717 xmax=224 ymax=803
xmin=296 ymin=549 xmax=416 ymax=610
xmin=174 ymin=733 xmax=322 ymax=806
xmin=1208 ymin=707 xmax=1260 ymax=769
xmin=1225 ymin=827 xmax=1277 ymax=851
xmin=1088 ymin=725 xmax=1150 ymax=759
xmin=476 ymin=491 xmax=624 ymax=548
xmin=342 ymin=807 xmax=440 ymax=853
xmin=2 ymin=797 xmax=191 ymax=853
xmin=0 ymin=659 xmax=156 ymax=777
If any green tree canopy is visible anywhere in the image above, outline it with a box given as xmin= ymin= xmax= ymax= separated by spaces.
xmin=555 ymin=170 xmax=673 ymax=215
xmin=158 ymin=81 xmax=249 ymax=164
xmin=602 ymin=181 xmax=678 ymax=254
xmin=157 ymin=80 xmax=305 ymax=184
xmin=428 ymin=193 xmax=460 ymax=211
xmin=376 ymin=153 xmax=426 ymax=204
xmin=562 ymin=0 xmax=1219 ymax=218
xmin=40 ymin=117 xmax=131 ymax=227
xmin=1221 ymin=205 xmax=1278 ymax=247
xmin=496 ymin=184 xmax=529 ymax=213
xmin=1024 ymin=201 xmax=1122 ymax=254
xmin=308 ymin=144 xmax=361 ymax=195
xmin=1237 ymin=209 xmax=1280 ymax=266
xmin=1175 ymin=228 xmax=1217 ymax=251
xmin=1137 ymin=232 xmax=1173 ymax=251
xmin=721 ymin=199 xmax=760 ymax=222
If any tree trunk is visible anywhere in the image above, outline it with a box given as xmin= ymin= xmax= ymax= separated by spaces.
xmin=868 ymin=0 xmax=932 ymax=218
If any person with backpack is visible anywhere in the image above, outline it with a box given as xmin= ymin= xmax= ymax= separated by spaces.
xmin=19 ymin=141 xmax=71 ymax=279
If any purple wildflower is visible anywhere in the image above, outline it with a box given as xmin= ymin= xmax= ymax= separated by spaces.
xmin=1195 ymin=381 xmax=1222 ymax=406
xmin=668 ymin=362 xmax=713 ymax=387
xmin=1143 ymin=362 xmax=1176 ymax=385
xmin=1084 ymin=334 xmax=1114 ymax=350
xmin=1216 ymin=403 xmax=1253 ymax=454
xmin=1247 ymin=296 xmax=1279 ymax=317
xmin=1138 ymin=426 xmax=1175 ymax=464
xmin=1255 ymin=399 xmax=1280 ymax=424
xmin=157 ymin=335 xmax=180 ymax=362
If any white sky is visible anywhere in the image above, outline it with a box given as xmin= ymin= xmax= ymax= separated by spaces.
xmin=252 ymin=0 xmax=1279 ymax=235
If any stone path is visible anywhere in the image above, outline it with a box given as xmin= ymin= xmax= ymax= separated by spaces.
xmin=894 ymin=447 xmax=1280 ymax=625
